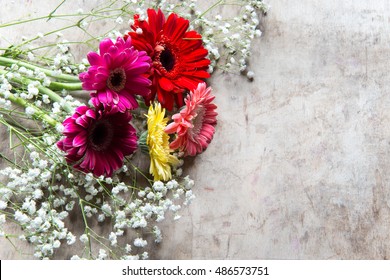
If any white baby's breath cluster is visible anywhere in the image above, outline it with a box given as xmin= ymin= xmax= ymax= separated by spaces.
xmin=191 ymin=0 xmax=268 ymax=78
xmin=0 ymin=132 xmax=195 ymax=259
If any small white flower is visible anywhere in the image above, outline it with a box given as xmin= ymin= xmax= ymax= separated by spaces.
xmin=153 ymin=226 xmax=162 ymax=243
xmin=141 ymin=252 xmax=149 ymax=260
xmin=14 ymin=210 xmax=30 ymax=224
xmin=98 ymin=249 xmax=107 ymax=260
xmin=33 ymin=189 xmax=43 ymax=200
xmin=116 ymin=17 xmax=124 ymax=24
xmin=40 ymin=170 xmax=51 ymax=181
xmin=115 ymin=210 xmax=126 ymax=220
xmin=166 ymin=180 xmax=178 ymax=190
xmin=25 ymin=107 xmax=35 ymax=116
xmin=53 ymin=240 xmax=61 ymax=249
xmin=255 ymin=29 xmax=262 ymax=37
xmin=79 ymin=234 xmax=89 ymax=243
xmin=183 ymin=176 xmax=194 ymax=189
xmin=134 ymin=238 xmax=147 ymax=248
xmin=170 ymin=204 xmax=181 ymax=212
xmin=146 ymin=192 xmax=155 ymax=200
xmin=0 ymin=201 xmax=7 ymax=210
xmin=109 ymin=232 xmax=117 ymax=246
xmin=67 ymin=233 xmax=76 ymax=245
xmin=38 ymin=160 xmax=48 ymax=169
xmin=101 ymin=204 xmax=112 ymax=216
xmin=175 ymin=168 xmax=183 ymax=176
xmin=98 ymin=214 xmax=105 ymax=222
xmin=153 ymin=181 xmax=164 ymax=192
xmin=42 ymin=77 xmax=51 ymax=86
xmin=125 ymin=244 xmax=132 ymax=253
xmin=136 ymin=28 xmax=143 ymax=34
xmin=65 ymin=201 xmax=75 ymax=211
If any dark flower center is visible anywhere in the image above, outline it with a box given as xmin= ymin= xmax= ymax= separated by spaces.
xmin=160 ymin=48 xmax=176 ymax=71
xmin=153 ymin=38 xmax=180 ymax=78
xmin=89 ymin=119 xmax=114 ymax=151
xmin=107 ymin=68 xmax=126 ymax=92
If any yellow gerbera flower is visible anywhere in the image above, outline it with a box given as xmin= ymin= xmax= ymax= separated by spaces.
xmin=146 ymin=102 xmax=179 ymax=181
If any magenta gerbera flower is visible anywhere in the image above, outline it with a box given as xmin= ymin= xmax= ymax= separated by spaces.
xmin=79 ymin=37 xmax=152 ymax=112
xmin=57 ymin=106 xmax=138 ymax=177
xmin=164 ymin=83 xmax=217 ymax=156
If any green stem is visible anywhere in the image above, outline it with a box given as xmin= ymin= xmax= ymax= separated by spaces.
xmin=0 ymin=91 xmax=58 ymax=127
xmin=0 ymin=56 xmax=80 ymax=82
xmin=49 ymin=81 xmax=82 ymax=91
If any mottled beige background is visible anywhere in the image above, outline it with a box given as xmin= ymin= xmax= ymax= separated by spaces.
xmin=1 ymin=0 xmax=390 ymax=259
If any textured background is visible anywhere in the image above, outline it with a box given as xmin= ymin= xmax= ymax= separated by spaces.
xmin=1 ymin=0 xmax=390 ymax=259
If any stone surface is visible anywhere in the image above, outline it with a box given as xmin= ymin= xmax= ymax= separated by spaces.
xmin=1 ymin=0 xmax=390 ymax=259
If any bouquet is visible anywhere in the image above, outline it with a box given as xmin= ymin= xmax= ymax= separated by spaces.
xmin=0 ymin=0 xmax=267 ymax=259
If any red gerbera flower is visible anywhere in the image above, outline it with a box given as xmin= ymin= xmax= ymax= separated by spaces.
xmin=125 ymin=9 xmax=211 ymax=111
xmin=57 ymin=106 xmax=137 ymax=177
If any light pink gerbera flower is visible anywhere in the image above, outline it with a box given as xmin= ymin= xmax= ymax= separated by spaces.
xmin=57 ymin=106 xmax=137 ymax=177
xmin=79 ymin=37 xmax=152 ymax=112
xmin=164 ymin=82 xmax=217 ymax=156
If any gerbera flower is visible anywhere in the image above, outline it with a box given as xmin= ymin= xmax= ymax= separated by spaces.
xmin=164 ymin=83 xmax=217 ymax=156
xmin=146 ymin=102 xmax=179 ymax=181
xmin=57 ymin=106 xmax=137 ymax=177
xmin=79 ymin=37 xmax=152 ymax=112
xmin=125 ymin=9 xmax=210 ymax=111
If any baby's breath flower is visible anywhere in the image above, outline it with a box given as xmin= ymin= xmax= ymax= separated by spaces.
xmin=115 ymin=17 xmax=124 ymax=24
xmin=0 ymin=201 xmax=7 ymax=210
xmin=141 ymin=252 xmax=149 ymax=260
xmin=25 ymin=107 xmax=35 ymax=116
xmin=134 ymin=238 xmax=147 ymax=248
xmin=109 ymin=232 xmax=117 ymax=246
xmin=66 ymin=233 xmax=76 ymax=245
xmin=98 ymin=249 xmax=108 ymax=260
xmin=125 ymin=244 xmax=132 ymax=253
xmin=79 ymin=234 xmax=89 ymax=244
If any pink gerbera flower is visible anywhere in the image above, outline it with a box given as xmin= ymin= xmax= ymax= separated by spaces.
xmin=164 ymin=83 xmax=217 ymax=156
xmin=79 ymin=37 xmax=152 ymax=112
xmin=57 ymin=106 xmax=137 ymax=177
